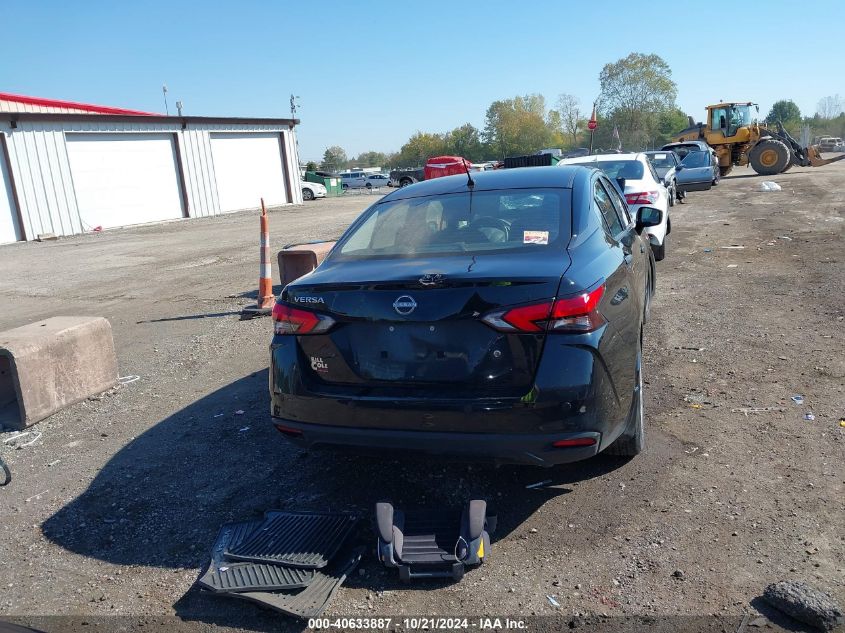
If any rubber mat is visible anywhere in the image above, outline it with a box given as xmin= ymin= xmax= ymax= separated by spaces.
xmin=198 ymin=520 xmax=314 ymax=593
xmin=229 ymin=546 xmax=364 ymax=619
xmin=225 ymin=510 xmax=357 ymax=569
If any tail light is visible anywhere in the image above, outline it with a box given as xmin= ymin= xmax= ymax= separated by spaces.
xmin=274 ymin=423 xmax=303 ymax=437
xmin=625 ymin=191 xmax=659 ymax=205
xmin=552 ymin=437 xmax=597 ymax=448
xmin=272 ymin=302 xmax=336 ymax=335
xmin=481 ymin=284 xmax=606 ymax=333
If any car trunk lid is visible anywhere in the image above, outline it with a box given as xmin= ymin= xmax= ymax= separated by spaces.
xmin=285 ymin=252 xmax=570 ymax=394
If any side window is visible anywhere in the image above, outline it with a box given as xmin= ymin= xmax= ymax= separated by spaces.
xmin=604 ymin=179 xmax=632 ymax=226
xmin=594 ymin=180 xmax=624 ymax=236
xmin=646 ymin=160 xmax=661 ymax=184
xmin=711 ymin=108 xmax=727 ymax=130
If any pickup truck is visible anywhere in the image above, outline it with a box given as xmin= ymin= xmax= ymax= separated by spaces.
xmin=388 ymin=168 xmax=425 ymax=188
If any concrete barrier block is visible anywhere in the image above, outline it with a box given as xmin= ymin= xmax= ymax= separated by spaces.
xmin=0 ymin=316 xmax=118 ymax=430
xmin=277 ymin=241 xmax=336 ymax=286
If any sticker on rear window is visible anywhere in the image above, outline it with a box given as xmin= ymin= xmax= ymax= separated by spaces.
xmin=523 ymin=230 xmax=549 ymax=245
xmin=653 ymin=153 xmax=667 ymax=159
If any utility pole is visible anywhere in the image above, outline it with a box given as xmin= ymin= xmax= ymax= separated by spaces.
xmin=162 ymin=84 xmax=169 ymax=115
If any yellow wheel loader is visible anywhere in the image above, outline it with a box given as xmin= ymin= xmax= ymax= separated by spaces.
xmin=673 ymin=102 xmax=845 ymax=176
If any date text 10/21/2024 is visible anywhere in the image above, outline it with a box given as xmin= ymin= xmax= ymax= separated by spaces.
xmin=307 ymin=617 xmax=528 ymax=630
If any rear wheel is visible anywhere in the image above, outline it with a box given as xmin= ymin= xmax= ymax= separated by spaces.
xmin=399 ymin=178 xmax=413 ymax=187
xmin=302 ymin=188 xmax=314 ymax=201
xmin=606 ymin=344 xmax=644 ymax=457
xmin=749 ymin=138 xmax=791 ymax=175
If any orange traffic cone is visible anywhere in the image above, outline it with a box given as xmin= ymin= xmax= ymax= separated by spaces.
xmin=241 ymin=198 xmax=276 ymax=318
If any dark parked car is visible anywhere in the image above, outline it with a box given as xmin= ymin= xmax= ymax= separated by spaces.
xmin=269 ymin=166 xmax=661 ymax=466
xmin=644 ymin=150 xmax=681 ymax=205
xmin=661 ymin=141 xmax=719 ymax=192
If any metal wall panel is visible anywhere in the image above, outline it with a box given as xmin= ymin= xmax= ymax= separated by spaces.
xmin=0 ymin=119 xmax=299 ymax=241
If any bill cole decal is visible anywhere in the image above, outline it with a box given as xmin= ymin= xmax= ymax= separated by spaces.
xmin=310 ymin=356 xmax=329 ymax=373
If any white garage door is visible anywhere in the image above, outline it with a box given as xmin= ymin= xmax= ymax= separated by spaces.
xmin=0 ymin=142 xmax=21 ymax=244
xmin=66 ymin=133 xmax=184 ymax=230
xmin=211 ymin=133 xmax=288 ymax=212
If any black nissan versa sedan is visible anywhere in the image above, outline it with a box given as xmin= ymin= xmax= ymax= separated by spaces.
xmin=269 ymin=166 xmax=661 ymax=466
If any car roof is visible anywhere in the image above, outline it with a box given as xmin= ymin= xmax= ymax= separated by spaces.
xmin=380 ymin=165 xmax=581 ymax=201
xmin=558 ymin=152 xmax=644 ymax=164
xmin=663 ymin=140 xmax=710 ymax=150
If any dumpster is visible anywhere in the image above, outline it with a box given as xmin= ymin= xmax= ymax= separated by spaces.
xmin=305 ymin=171 xmax=343 ymax=196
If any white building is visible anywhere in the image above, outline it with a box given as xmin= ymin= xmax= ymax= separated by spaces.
xmin=0 ymin=92 xmax=302 ymax=244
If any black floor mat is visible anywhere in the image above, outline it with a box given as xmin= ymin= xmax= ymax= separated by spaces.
xmin=228 ymin=546 xmax=365 ymax=619
xmin=198 ymin=520 xmax=314 ymax=593
xmin=225 ymin=510 xmax=357 ymax=569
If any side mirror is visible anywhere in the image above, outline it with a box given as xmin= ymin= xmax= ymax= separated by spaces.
xmin=636 ymin=206 xmax=663 ymax=231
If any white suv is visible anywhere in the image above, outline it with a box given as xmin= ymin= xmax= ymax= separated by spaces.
xmin=558 ymin=153 xmax=671 ymax=261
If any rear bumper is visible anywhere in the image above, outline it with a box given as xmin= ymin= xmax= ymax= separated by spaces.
xmin=272 ymin=418 xmax=601 ymax=466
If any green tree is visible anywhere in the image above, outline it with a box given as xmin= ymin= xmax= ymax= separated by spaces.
xmin=598 ymin=53 xmax=677 ymax=148
xmin=555 ymin=94 xmax=583 ymax=147
xmin=350 ymin=151 xmax=387 ymax=168
xmin=765 ymin=100 xmax=801 ymax=125
xmin=305 ymin=161 xmax=318 ymax=172
xmin=320 ymin=146 xmax=347 ymax=172
xmin=655 ymin=108 xmax=690 ymax=146
xmin=393 ymin=132 xmax=448 ymax=167
xmin=444 ymin=123 xmax=484 ymax=161
xmin=483 ymin=95 xmax=555 ymax=158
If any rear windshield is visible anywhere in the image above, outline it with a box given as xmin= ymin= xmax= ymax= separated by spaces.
xmin=570 ymin=160 xmax=644 ymax=180
xmin=333 ymin=188 xmax=570 ymax=259
xmin=646 ymin=153 xmax=675 ymax=168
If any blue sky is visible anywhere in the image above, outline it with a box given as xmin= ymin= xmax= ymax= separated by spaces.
xmin=2 ymin=0 xmax=843 ymax=162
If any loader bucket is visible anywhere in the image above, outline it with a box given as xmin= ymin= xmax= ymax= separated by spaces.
xmin=807 ymin=145 xmax=845 ymax=167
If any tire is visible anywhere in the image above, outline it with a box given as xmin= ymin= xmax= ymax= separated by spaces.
xmin=302 ymin=188 xmax=314 ymax=201
xmin=781 ymin=162 xmax=794 ymax=172
xmin=667 ymin=183 xmax=675 ymax=207
xmin=651 ymin=238 xmax=666 ymax=262
xmin=399 ymin=178 xmax=413 ymax=188
xmin=749 ymin=138 xmax=791 ymax=175
xmin=606 ymin=344 xmax=645 ymax=457
xmin=366 ymin=183 xmax=372 ymax=189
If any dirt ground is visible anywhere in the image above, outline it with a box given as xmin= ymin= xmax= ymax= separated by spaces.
xmin=0 ymin=166 xmax=842 ymax=633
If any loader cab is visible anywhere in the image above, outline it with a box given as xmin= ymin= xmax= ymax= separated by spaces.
xmin=708 ymin=103 xmax=756 ymax=139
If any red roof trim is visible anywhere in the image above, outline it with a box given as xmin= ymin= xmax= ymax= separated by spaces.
xmin=0 ymin=92 xmax=158 ymax=116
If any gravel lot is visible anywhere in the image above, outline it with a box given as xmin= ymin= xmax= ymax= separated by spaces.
xmin=0 ymin=167 xmax=843 ymax=633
